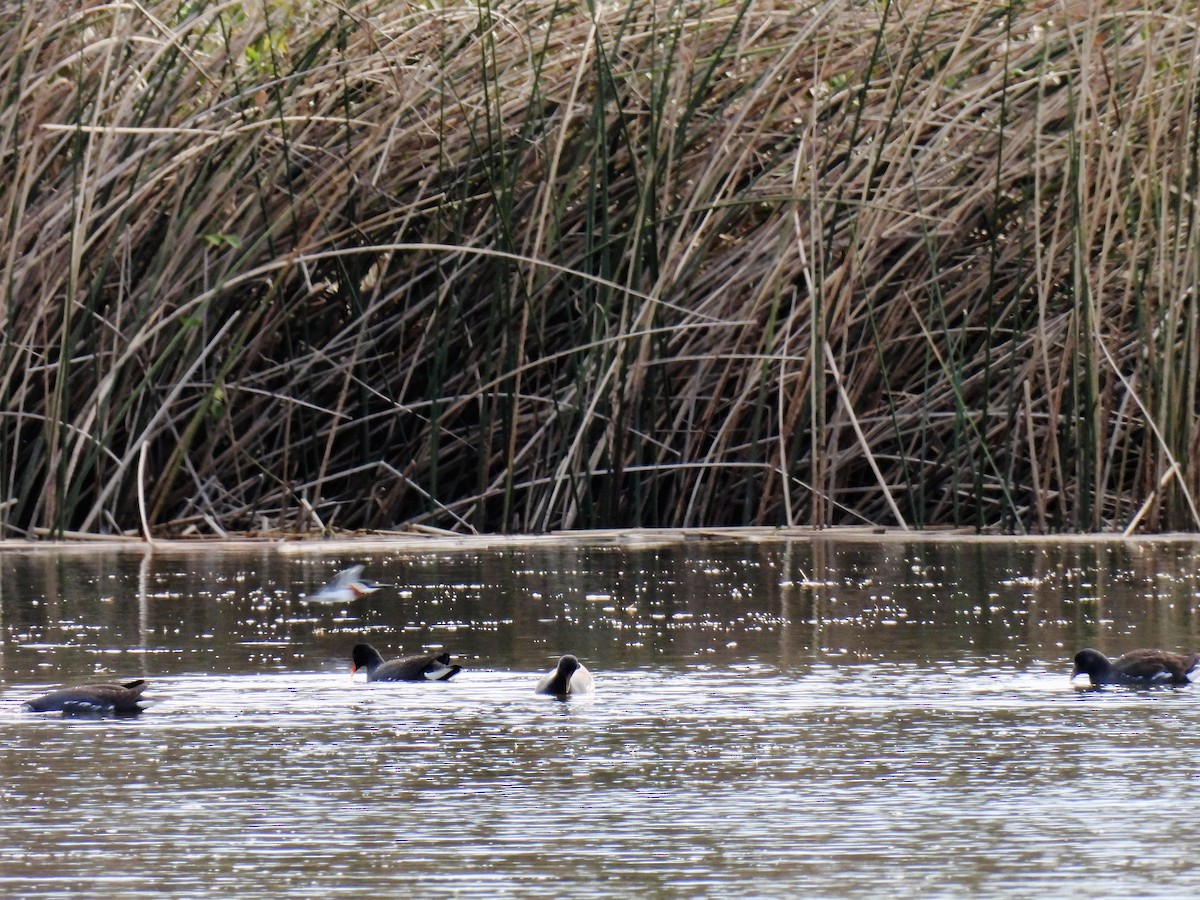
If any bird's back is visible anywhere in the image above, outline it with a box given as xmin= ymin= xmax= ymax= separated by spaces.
xmin=1112 ymin=649 xmax=1199 ymax=684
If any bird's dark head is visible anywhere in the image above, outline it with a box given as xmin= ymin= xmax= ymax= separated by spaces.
xmin=1072 ymin=648 xmax=1107 ymax=681
xmin=351 ymin=643 xmax=382 ymax=673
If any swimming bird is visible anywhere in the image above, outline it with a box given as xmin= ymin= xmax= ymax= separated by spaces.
xmin=535 ymin=654 xmax=594 ymax=698
xmin=351 ymin=643 xmax=461 ymax=682
xmin=1071 ymin=648 xmax=1200 ymax=686
xmin=22 ymin=680 xmax=149 ymax=717
xmin=303 ymin=564 xmax=388 ymax=603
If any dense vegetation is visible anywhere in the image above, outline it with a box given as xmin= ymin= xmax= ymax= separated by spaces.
xmin=3 ymin=0 xmax=1200 ymax=536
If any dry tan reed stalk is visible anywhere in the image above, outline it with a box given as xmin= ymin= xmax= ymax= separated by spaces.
xmin=2 ymin=0 xmax=1200 ymax=536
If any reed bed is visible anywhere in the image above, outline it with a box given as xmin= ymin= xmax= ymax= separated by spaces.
xmin=2 ymin=0 xmax=1200 ymax=536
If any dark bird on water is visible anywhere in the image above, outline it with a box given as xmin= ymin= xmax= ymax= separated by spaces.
xmin=351 ymin=643 xmax=461 ymax=682
xmin=1071 ymin=648 xmax=1200 ymax=686
xmin=22 ymin=680 xmax=149 ymax=717
xmin=535 ymin=654 xmax=594 ymax=698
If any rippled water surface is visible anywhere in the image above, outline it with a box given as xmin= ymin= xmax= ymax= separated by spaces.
xmin=4 ymin=537 xmax=1200 ymax=896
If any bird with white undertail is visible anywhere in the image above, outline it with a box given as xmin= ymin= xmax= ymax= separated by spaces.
xmin=22 ymin=679 xmax=149 ymax=717
xmin=352 ymin=643 xmax=462 ymax=682
xmin=536 ymin=654 xmax=594 ymax=698
xmin=1071 ymin=648 xmax=1199 ymax=686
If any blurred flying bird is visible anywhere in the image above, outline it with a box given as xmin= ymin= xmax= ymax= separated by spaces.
xmin=303 ymin=564 xmax=388 ymax=604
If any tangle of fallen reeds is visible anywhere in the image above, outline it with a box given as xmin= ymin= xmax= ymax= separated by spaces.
xmin=3 ymin=0 xmax=1200 ymax=536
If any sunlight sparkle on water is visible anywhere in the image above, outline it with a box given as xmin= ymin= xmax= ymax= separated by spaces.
xmin=4 ymin=539 xmax=1200 ymax=896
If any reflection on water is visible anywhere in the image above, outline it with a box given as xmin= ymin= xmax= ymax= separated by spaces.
xmin=2 ymin=538 xmax=1200 ymax=896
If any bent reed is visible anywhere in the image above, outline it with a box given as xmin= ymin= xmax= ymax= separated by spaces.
xmin=2 ymin=0 xmax=1200 ymax=537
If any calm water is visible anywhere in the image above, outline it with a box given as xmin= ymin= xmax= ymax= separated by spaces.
xmin=2 ymin=537 xmax=1200 ymax=897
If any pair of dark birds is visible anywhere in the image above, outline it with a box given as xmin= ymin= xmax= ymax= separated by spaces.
xmin=352 ymin=643 xmax=595 ymax=697
xmin=331 ymin=564 xmax=593 ymax=697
